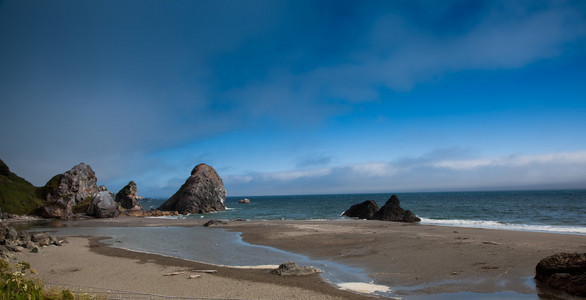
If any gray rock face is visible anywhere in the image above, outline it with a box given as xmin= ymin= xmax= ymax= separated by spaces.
xmin=87 ymin=191 xmax=119 ymax=218
xmin=372 ymin=195 xmax=421 ymax=223
xmin=116 ymin=181 xmax=140 ymax=209
xmin=343 ymin=195 xmax=420 ymax=223
xmin=40 ymin=163 xmax=99 ymax=219
xmin=158 ymin=164 xmax=226 ymax=214
xmin=535 ymin=252 xmax=586 ymax=297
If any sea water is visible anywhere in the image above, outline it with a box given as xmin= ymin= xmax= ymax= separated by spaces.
xmin=141 ymin=189 xmax=586 ymax=235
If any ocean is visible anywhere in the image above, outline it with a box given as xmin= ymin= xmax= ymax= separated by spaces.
xmin=140 ymin=189 xmax=586 ymax=235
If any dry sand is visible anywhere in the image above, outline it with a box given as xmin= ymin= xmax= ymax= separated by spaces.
xmin=14 ymin=217 xmax=586 ymax=298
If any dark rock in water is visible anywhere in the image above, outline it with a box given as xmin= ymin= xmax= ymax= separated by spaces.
xmin=39 ymin=163 xmax=99 ymax=219
xmin=87 ymin=191 xmax=119 ymax=218
xmin=343 ymin=195 xmax=420 ymax=223
xmin=535 ymin=252 xmax=586 ymax=297
xmin=271 ymin=261 xmax=321 ymax=276
xmin=372 ymin=195 xmax=421 ymax=223
xmin=158 ymin=164 xmax=226 ymax=214
xmin=342 ymin=200 xmax=379 ymax=219
xmin=203 ymin=219 xmax=228 ymax=227
xmin=116 ymin=181 xmax=140 ymax=209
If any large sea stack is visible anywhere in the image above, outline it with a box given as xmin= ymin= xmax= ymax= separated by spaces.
xmin=158 ymin=163 xmax=226 ymax=214
xmin=38 ymin=163 xmax=99 ymax=219
xmin=116 ymin=181 xmax=140 ymax=209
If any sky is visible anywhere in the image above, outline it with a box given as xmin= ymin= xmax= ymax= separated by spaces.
xmin=1 ymin=0 xmax=586 ymax=197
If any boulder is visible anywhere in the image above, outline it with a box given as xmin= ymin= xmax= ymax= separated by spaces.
xmin=342 ymin=200 xmax=379 ymax=219
xmin=39 ymin=163 xmax=99 ymax=219
xmin=158 ymin=164 xmax=226 ymax=214
xmin=271 ymin=261 xmax=321 ymax=276
xmin=535 ymin=252 xmax=586 ymax=297
xmin=372 ymin=195 xmax=421 ymax=223
xmin=87 ymin=191 xmax=119 ymax=218
xmin=203 ymin=219 xmax=228 ymax=227
xmin=116 ymin=181 xmax=140 ymax=209
xmin=239 ymin=198 xmax=251 ymax=204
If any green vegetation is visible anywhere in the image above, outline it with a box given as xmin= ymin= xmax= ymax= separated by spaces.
xmin=117 ymin=181 xmax=136 ymax=196
xmin=72 ymin=197 xmax=93 ymax=214
xmin=1 ymin=260 xmax=104 ymax=299
xmin=0 ymin=159 xmax=44 ymax=215
xmin=0 ymin=260 xmax=44 ymax=299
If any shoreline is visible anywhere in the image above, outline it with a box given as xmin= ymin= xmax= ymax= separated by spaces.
xmin=17 ymin=216 xmax=586 ymax=299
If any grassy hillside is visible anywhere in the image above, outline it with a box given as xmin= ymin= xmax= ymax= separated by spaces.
xmin=0 ymin=159 xmax=44 ymax=215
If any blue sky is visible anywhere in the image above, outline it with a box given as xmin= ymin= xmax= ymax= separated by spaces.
xmin=1 ymin=0 xmax=585 ymax=197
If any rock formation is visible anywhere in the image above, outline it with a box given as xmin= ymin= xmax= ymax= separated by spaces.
xmin=87 ymin=189 xmax=119 ymax=218
xmin=535 ymin=252 xmax=586 ymax=297
xmin=343 ymin=195 xmax=420 ymax=223
xmin=0 ymin=222 xmax=63 ymax=259
xmin=372 ymin=195 xmax=421 ymax=222
xmin=239 ymin=198 xmax=251 ymax=204
xmin=158 ymin=164 xmax=226 ymax=214
xmin=270 ymin=261 xmax=321 ymax=276
xmin=342 ymin=200 xmax=379 ymax=219
xmin=39 ymin=163 xmax=99 ymax=218
xmin=116 ymin=181 xmax=140 ymax=209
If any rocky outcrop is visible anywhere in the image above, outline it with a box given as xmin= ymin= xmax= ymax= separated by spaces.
xmin=116 ymin=181 xmax=140 ymax=209
xmin=343 ymin=195 xmax=420 ymax=223
xmin=239 ymin=198 xmax=251 ymax=204
xmin=158 ymin=164 xmax=226 ymax=214
xmin=271 ymin=261 xmax=321 ymax=276
xmin=87 ymin=190 xmax=119 ymax=218
xmin=39 ymin=163 xmax=99 ymax=219
xmin=535 ymin=252 xmax=586 ymax=297
xmin=0 ymin=222 xmax=63 ymax=259
xmin=342 ymin=200 xmax=379 ymax=219
xmin=372 ymin=195 xmax=421 ymax=222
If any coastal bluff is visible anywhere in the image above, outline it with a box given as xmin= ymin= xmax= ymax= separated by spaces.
xmin=158 ymin=163 xmax=226 ymax=214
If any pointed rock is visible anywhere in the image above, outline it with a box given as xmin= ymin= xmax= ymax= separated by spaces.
xmin=116 ymin=181 xmax=140 ymax=209
xmin=158 ymin=164 xmax=226 ymax=214
xmin=372 ymin=195 xmax=421 ymax=223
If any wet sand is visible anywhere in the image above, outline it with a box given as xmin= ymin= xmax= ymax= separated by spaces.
xmin=16 ymin=217 xmax=586 ymax=298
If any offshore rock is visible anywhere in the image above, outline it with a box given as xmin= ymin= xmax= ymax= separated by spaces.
xmin=158 ymin=164 xmax=226 ymax=214
xmin=39 ymin=163 xmax=99 ymax=219
xmin=116 ymin=181 xmax=140 ymax=209
xmin=271 ymin=261 xmax=321 ymax=276
xmin=87 ymin=191 xmax=119 ymax=218
xmin=343 ymin=195 xmax=420 ymax=223
xmin=342 ymin=200 xmax=379 ymax=219
xmin=372 ymin=195 xmax=421 ymax=223
xmin=535 ymin=252 xmax=586 ymax=297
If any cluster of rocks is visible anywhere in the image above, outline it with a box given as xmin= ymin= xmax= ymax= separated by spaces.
xmin=343 ymin=195 xmax=421 ymax=223
xmin=535 ymin=252 xmax=586 ymax=297
xmin=0 ymin=222 xmax=63 ymax=259
xmin=37 ymin=163 xmax=143 ymax=219
xmin=158 ymin=164 xmax=227 ymax=214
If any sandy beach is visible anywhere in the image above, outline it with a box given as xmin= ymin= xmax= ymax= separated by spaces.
xmin=14 ymin=217 xmax=586 ymax=299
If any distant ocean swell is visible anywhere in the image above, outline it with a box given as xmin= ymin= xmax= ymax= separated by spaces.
xmin=140 ymin=190 xmax=586 ymax=235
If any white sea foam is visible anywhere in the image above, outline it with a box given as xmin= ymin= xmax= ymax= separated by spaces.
xmin=337 ymin=282 xmax=392 ymax=294
xmin=419 ymin=218 xmax=586 ymax=235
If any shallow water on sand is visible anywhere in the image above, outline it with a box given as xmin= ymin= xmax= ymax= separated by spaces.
xmin=38 ymin=226 xmax=378 ymax=291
